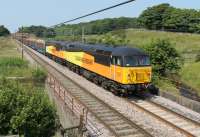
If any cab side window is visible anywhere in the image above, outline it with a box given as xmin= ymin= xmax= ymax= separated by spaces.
xmin=116 ymin=57 xmax=122 ymax=66
xmin=111 ymin=57 xmax=116 ymax=65
xmin=112 ymin=56 xmax=122 ymax=66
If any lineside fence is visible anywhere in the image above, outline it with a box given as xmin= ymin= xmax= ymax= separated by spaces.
xmin=47 ymin=73 xmax=102 ymax=137
xmin=159 ymin=90 xmax=200 ymax=113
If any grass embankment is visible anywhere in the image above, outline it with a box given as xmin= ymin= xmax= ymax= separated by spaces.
xmin=126 ymin=29 xmax=200 ymax=61
xmin=180 ymin=62 xmax=200 ymax=92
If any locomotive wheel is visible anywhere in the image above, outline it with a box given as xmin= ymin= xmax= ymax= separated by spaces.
xmin=111 ymin=88 xmax=119 ymax=96
xmin=101 ymin=81 xmax=108 ymax=90
xmin=147 ymin=84 xmax=159 ymax=95
xmin=93 ymin=77 xmax=99 ymax=85
xmin=117 ymin=89 xmax=128 ymax=97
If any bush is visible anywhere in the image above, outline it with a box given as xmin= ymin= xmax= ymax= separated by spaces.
xmin=145 ymin=39 xmax=182 ymax=76
xmin=195 ymin=53 xmax=200 ymax=62
xmin=32 ymin=68 xmax=47 ymax=82
xmin=0 ymin=79 xmax=58 ymax=136
xmin=0 ymin=25 xmax=10 ymax=36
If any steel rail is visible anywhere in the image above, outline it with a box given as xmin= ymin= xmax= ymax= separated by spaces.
xmin=126 ymin=98 xmax=200 ymax=137
xmin=148 ymin=99 xmax=200 ymax=127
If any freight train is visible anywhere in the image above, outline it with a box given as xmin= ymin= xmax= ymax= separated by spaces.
xmin=15 ymin=34 xmax=156 ymax=96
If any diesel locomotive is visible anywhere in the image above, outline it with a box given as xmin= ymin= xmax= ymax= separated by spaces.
xmin=15 ymin=34 xmax=154 ymax=96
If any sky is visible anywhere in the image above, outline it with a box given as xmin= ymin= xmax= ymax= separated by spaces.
xmin=1 ymin=0 xmax=200 ymax=32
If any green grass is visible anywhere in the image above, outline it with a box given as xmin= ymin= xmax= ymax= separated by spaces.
xmin=180 ymin=62 xmax=200 ymax=95
xmin=0 ymin=37 xmax=46 ymax=83
xmin=0 ymin=37 xmax=21 ymax=58
xmin=157 ymin=78 xmax=180 ymax=95
xmin=0 ymin=37 xmax=29 ymax=77
xmin=125 ymin=29 xmax=200 ymax=62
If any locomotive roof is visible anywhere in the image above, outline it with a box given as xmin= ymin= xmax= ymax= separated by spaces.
xmin=112 ymin=46 xmax=148 ymax=56
xmin=46 ymin=41 xmax=148 ymax=56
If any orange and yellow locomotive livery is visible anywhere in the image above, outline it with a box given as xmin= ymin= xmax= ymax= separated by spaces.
xmin=14 ymin=32 xmax=153 ymax=95
xmin=45 ymin=41 xmax=152 ymax=95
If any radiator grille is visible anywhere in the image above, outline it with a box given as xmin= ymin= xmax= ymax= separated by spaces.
xmin=136 ymin=73 xmax=144 ymax=81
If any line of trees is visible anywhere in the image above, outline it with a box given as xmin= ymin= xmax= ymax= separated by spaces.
xmin=18 ymin=26 xmax=56 ymax=38
xmin=18 ymin=3 xmax=200 ymax=36
xmin=54 ymin=3 xmax=200 ymax=35
xmin=55 ymin=17 xmax=139 ymax=35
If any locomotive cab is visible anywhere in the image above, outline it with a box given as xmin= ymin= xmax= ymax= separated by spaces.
xmin=111 ymin=47 xmax=152 ymax=91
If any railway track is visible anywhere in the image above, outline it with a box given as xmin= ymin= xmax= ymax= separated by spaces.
xmin=127 ymin=97 xmax=200 ymax=137
xmin=22 ymin=44 xmax=153 ymax=137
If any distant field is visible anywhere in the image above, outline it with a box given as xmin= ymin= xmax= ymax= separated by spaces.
xmin=126 ymin=29 xmax=200 ymax=61
xmin=0 ymin=37 xmax=21 ymax=57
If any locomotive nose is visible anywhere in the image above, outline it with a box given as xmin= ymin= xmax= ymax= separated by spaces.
xmin=126 ymin=68 xmax=151 ymax=84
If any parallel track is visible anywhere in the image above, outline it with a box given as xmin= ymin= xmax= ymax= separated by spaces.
xmin=127 ymin=97 xmax=200 ymax=137
xmin=22 ymin=44 xmax=153 ymax=137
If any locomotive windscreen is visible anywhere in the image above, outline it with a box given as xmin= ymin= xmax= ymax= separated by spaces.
xmin=124 ymin=56 xmax=150 ymax=67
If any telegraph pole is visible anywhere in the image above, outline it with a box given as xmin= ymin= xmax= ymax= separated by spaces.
xmin=71 ymin=28 xmax=75 ymax=41
xmin=82 ymin=26 xmax=85 ymax=43
xmin=21 ymin=27 xmax=24 ymax=60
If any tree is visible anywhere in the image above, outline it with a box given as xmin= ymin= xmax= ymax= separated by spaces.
xmin=11 ymin=92 xmax=58 ymax=137
xmin=139 ymin=3 xmax=200 ymax=33
xmin=145 ymin=39 xmax=182 ymax=76
xmin=0 ymin=25 xmax=10 ymax=36
xmin=139 ymin=3 xmax=172 ymax=30
xmin=163 ymin=8 xmax=200 ymax=32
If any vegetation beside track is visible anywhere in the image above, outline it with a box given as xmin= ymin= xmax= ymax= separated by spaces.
xmin=0 ymin=37 xmax=58 ymax=136
xmin=0 ymin=37 xmax=20 ymax=58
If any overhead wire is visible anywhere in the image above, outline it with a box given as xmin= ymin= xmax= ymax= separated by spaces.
xmin=50 ymin=0 xmax=136 ymax=28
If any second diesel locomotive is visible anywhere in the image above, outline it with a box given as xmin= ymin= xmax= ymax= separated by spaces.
xmin=17 ymin=35 xmax=154 ymax=95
